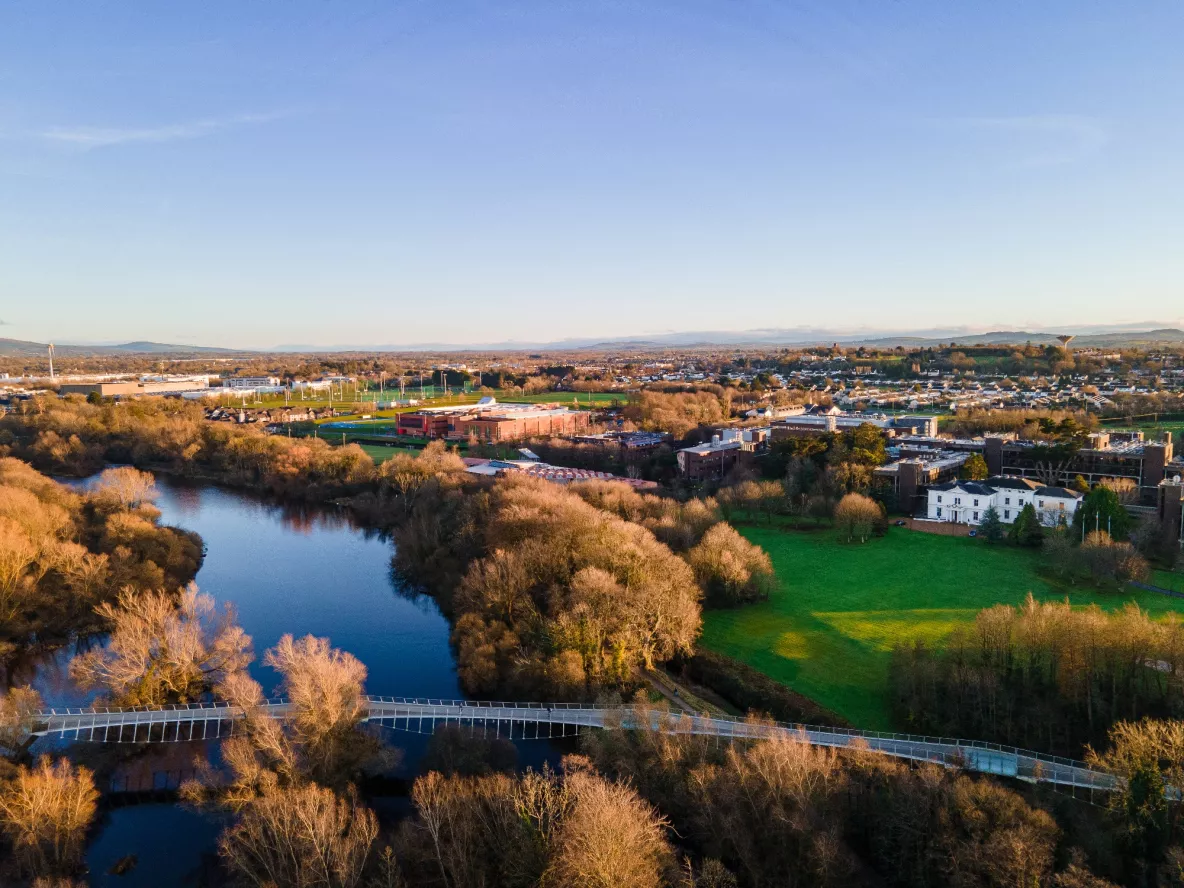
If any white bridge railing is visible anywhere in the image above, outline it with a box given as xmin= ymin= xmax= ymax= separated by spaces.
xmin=10 ymin=696 xmax=1117 ymax=793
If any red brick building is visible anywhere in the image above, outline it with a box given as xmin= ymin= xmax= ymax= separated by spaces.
xmin=396 ymin=399 xmax=590 ymax=441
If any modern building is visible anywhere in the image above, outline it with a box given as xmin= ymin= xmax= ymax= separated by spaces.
xmin=396 ymin=398 xmax=590 ymax=441
xmin=223 ymin=376 xmax=280 ymax=389
xmin=770 ymin=411 xmax=938 ymax=440
xmin=571 ymin=431 xmax=671 ymax=452
xmin=1158 ymin=475 xmax=1184 ymax=549
xmin=676 ymin=428 xmax=768 ymax=481
xmin=925 ymin=476 xmax=1083 ymax=527
xmin=462 ymin=458 xmax=658 ymax=489
xmin=983 ymin=430 xmax=1175 ymax=499
xmin=59 ymin=379 xmax=210 ymax=397
xmin=873 ymin=452 xmax=970 ymax=514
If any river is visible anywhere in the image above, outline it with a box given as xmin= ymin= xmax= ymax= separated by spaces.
xmin=34 ymin=476 xmax=471 ymax=885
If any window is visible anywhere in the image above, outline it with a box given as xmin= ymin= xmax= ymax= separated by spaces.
xmin=937 ymin=495 xmax=942 ymax=503
xmin=955 ymin=497 xmax=961 ymax=505
xmin=973 ymin=498 xmax=979 ymax=507
xmin=973 ymin=511 xmax=979 ymax=521
xmin=1004 ymin=510 xmax=1010 ymax=519
xmin=1059 ymin=502 xmax=1065 ymax=510
xmin=936 ymin=507 xmax=942 ymax=518
xmin=1005 ymin=497 xmax=1011 ymax=505
xmin=1039 ymin=501 xmax=1045 ymax=508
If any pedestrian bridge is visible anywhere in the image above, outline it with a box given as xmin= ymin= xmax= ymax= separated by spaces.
xmin=17 ymin=696 xmax=1116 ymax=794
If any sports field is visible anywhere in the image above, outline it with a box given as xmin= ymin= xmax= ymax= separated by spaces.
xmin=699 ymin=525 xmax=1184 ymax=730
xmin=355 ymin=443 xmax=420 ymax=463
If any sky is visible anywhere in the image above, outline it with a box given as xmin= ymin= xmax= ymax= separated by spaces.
xmin=2 ymin=1 xmax=1183 ymax=349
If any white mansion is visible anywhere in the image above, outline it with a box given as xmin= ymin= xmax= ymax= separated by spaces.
xmin=926 ymin=476 xmax=1084 ymax=526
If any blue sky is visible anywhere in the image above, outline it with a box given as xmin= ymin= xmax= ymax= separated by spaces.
xmin=2 ymin=2 xmax=1183 ymax=348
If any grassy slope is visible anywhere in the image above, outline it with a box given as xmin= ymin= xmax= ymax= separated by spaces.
xmin=699 ymin=525 xmax=1184 ymax=730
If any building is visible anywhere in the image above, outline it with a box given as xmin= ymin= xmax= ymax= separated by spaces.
xmin=983 ymin=430 xmax=1175 ymax=500
xmin=462 ymin=458 xmax=658 ymax=489
xmin=676 ymin=428 xmax=769 ymax=481
xmin=396 ymin=398 xmax=590 ymax=441
xmin=926 ymin=476 xmax=1083 ymax=527
xmin=873 ymin=452 xmax=970 ymax=513
xmin=224 ymin=376 xmax=280 ymax=389
xmin=770 ymin=411 xmax=938 ymax=440
xmin=1158 ymin=475 xmax=1184 ymax=549
xmin=58 ymin=379 xmax=210 ymax=397
xmin=571 ymin=431 xmax=671 ymax=452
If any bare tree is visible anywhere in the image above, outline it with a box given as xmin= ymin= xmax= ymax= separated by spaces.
xmin=70 ymin=584 xmax=253 ymax=706
xmin=546 ymin=766 xmax=673 ymax=888
xmin=0 ymin=517 xmax=38 ymax=626
xmin=686 ymin=523 xmax=774 ymax=606
xmin=0 ymin=686 xmax=43 ymax=755
xmin=91 ymin=466 xmax=157 ymax=509
xmin=833 ymin=492 xmax=882 ymax=543
xmin=218 ymin=782 xmax=378 ymax=888
xmin=1098 ymin=476 xmax=1140 ymax=506
xmin=183 ymin=636 xmax=389 ymax=809
xmin=0 ymin=756 xmax=98 ymax=878
xmin=265 ymin=634 xmax=373 ymax=780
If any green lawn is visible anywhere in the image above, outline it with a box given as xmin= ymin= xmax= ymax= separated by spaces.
xmin=700 ymin=526 xmax=1184 ymax=730
xmin=355 ymin=443 xmax=421 ymax=463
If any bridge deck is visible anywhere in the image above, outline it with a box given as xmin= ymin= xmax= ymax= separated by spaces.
xmin=12 ymin=697 xmax=1116 ymax=792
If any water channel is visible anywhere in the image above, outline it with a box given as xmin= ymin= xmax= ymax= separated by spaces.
xmin=30 ymin=476 xmax=481 ymax=885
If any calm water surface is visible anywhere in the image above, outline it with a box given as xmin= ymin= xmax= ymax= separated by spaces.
xmin=61 ymin=476 xmax=463 ymax=886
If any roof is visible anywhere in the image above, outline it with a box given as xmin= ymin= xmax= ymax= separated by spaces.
xmin=928 ymin=480 xmax=998 ymax=496
xmin=679 ymin=439 xmax=742 ymax=455
xmin=960 ymin=482 xmax=996 ymax=496
xmin=984 ymin=476 xmax=1041 ymax=491
xmin=1034 ymin=486 xmax=1083 ymax=500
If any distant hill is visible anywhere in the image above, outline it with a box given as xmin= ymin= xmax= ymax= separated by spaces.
xmin=0 ymin=338 xmax=240 ymax=357
xmin=4 ymin=326 xmax=1183 ymax=357
xmin=851 ymin=329 xmax=1184 ymax=349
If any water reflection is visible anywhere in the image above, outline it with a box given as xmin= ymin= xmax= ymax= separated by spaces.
xmin=13 ymin=474 xmax=567 ymax=881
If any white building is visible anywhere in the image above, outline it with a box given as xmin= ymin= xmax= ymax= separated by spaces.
xmin=926 ymin=476 xmax=1083 ymax=527
xmin=224 ymin=376 xmax=280 ymax=389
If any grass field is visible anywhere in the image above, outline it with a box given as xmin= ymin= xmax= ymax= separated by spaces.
xmin=1134 ymin=421 xmax=1183 ymax=447
xmin=239 ymin=388 xmax=628 ymax=417
xmin=699 ymin=525 xmax=1184 ymax=730
xmin=354 ymin=442 xmax=421 ymax=463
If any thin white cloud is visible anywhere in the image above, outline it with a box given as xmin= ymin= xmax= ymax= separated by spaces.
xmin=954 ymin=114 xmax=1108 ymax=166
xmin=41 ymin=112 xmax=288 ymax=149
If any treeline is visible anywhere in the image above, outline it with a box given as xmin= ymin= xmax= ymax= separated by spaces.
xmin=0 ymin=459 xmax=202 ymax=666
xmin=945 ymin=408 xmax=1098 ymax=440
xmin=891 ymin=595 xmax=1184 ymax=756
xmin=0 ymin=395 xmax=377 ymax=499
xmin=625 ymin=390 xmax=733 ymax=440
xmin=2 ymin=398 xmax=778 ymax=703
xmin=0 ymin=579 xmax=1160 ymax=888
xmin=580 ymin=705 xmax=1113 ymax=888
xmin=395 ymin=474 xmax=772 ymax=699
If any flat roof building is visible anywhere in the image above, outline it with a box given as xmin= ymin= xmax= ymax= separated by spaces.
xmin=396 ymin=398 xmax=590 ymax=441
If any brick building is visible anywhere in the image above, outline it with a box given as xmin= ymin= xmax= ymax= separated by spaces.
xmin=396 ymin=398 xmax=590 ymax=441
